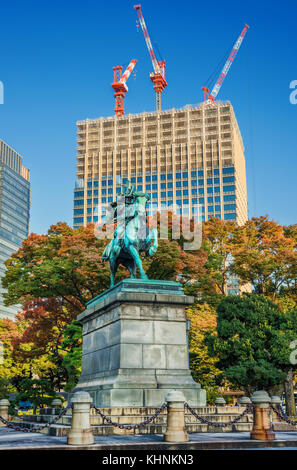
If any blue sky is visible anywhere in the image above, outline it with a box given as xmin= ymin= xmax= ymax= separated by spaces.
xmin=0 ymin=0 xmax=296 ymax=234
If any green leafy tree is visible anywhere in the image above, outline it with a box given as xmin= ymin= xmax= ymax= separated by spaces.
xmin=206 ymin=295 xmax=297 ymax=414
xmin=12 ymin=378 xmax=56 ymax=412
xmin=61 ymin=321 xmax=82 ymax=392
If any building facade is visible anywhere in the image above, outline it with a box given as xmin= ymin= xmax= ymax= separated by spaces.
xmin=73 ymin=101 xmax=248 ymax=229
xmin=0 ymin=140 xmax=30 ymax=320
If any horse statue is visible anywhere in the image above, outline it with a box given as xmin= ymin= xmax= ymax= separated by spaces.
xmin=102 ymin=181 xmax=158 ymax=287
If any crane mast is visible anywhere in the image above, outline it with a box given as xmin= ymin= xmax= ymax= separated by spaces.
xmin=202 ymin=24 xmax=249 ymax=103
xmin=111 ymin=59 xmax=137 ymax=116
xmin=134 ymin=4 xmax=167 ymax=112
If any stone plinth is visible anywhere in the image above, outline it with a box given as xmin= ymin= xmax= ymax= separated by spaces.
xmin=73 ymin=279 xmax=206 ymax=408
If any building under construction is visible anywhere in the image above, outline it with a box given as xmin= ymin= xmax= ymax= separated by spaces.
xmin=73 ymin=101 xmax=248 ymax=228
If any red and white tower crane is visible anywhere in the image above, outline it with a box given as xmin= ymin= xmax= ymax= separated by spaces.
xmin=111 ymin=59 xmax=137 ymax=116
xmin=134 ymin=4 xmax=167 ymax=112
xmin=202 ymin=24 xmax=249 ymax=103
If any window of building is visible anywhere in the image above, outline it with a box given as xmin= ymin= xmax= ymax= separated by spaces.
xmin=224 ymin=195 xmax=235 ymax=201
xmin=223 ymin=176 xmax=235 ymax=183
xmin=208 ymin=206 xmax=214 ymax=212
xmin=222 ymin=167 xmax=234 ymax=174
xmin=74 ymin=199 xmax=83 ymax=206
xmin=224 ymin=213 xmax=236 ymax=220
xmin=224 ymin=204 xmax=236 ymax=211
xmin=223 ymin=185 xmax=235 ymax=192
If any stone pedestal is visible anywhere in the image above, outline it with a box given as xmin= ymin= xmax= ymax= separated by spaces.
xmin=250 ymin=391 xmax=275 ymax=441
xmin=74 ymin=279 xmax=206 ymax=408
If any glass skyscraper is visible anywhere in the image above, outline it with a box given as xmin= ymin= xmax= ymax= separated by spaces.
xmin=0 ymin=140 xmax=30 ymax=320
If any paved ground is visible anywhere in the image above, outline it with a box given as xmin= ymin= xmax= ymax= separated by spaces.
xmin=1 ymin=427 xmax=297 ymax=450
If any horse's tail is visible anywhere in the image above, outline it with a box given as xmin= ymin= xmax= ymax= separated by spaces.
xmin=102 ymin=241 xmax=112 ymax=262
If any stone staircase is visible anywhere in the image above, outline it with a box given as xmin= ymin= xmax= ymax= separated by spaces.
xmin=15 ymin=405 xmax=253 ymax=437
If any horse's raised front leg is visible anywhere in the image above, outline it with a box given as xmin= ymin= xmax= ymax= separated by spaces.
xmin=127 ymin=244 xmax=148 ymax=280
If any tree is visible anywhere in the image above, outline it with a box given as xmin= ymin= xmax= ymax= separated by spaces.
xmin=206 ymin=295 xmax=297 ymax=410
xmin=2 ymin=222 xmax=111 ymax=312
xmin=12 ymin=298 xmax=79 ymax=391
xmin=187 ymin=303 xmax=222 ymax=402
xmin=200 ymin=217 xmax=236 ymax=297
xmin=231 ymin=216 xmax=297 ymax=299
xmin=60 ymin=321 xmax=82 ymax=392
xmin=12 ymin=378 xmax=56 ymax=411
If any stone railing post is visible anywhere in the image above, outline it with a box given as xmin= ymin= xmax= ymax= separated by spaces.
xmin=214 ymin=397 xmax=226 ymax=407
xmin=239 ymin=396 xmax=251 ymax=406
xmin=0 ymin=399 xmax=10 ymax=427
xmin=250 ymin=391 xmax=275 ymax=441
xmin=51 ymin=398 xmax=63 ymax=408
xmin=67 ymin=391 xmax=94 ymax=445
xmin=270 ymin=396 xmax=282 ymax=422
xmin=164 ymin=390 xmax=189 ymax=443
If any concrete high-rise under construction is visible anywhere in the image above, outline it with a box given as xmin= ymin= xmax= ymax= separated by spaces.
xmin=73 ymin=101 xmax=248 ymax=229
